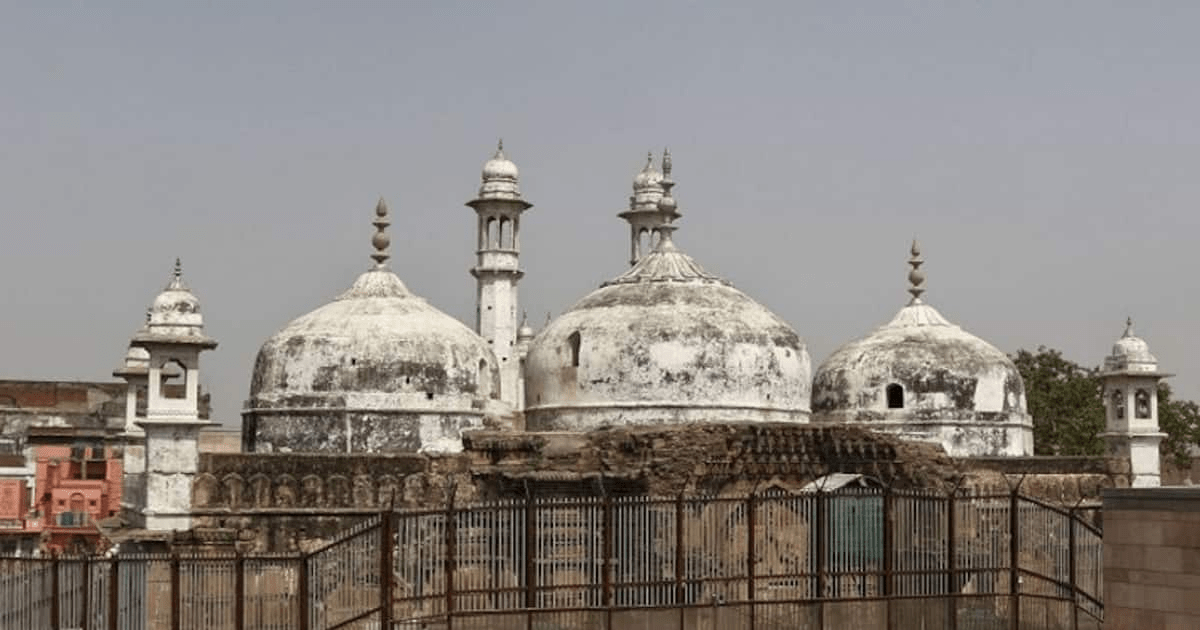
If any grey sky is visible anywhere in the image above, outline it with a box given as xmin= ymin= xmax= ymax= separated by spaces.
xmin=2 ymin=2 xmax=1197 ymax=426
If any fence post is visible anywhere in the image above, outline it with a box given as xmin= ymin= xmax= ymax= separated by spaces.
xmin=297 ymin=554 xmax=308 ymax=630
xmin=445 ymin=500 xmax=455 ymax=630
xmin=947 ymin=491 xmax=957 ymax=630
xmin=747 ymin=492 xmax=756 ymax=630
xmin=525 ymin=495 xmax=536 ymax=630
xmin=1009 ymin=489 xmax=1020 ymax=630
xmin=234 ymin=551 xmax=245 ymax=630
xmin=675 ymin=493 xmax=685 ymax=630
xmin=170 ymin=553 xmax=180 ymax=630
xmin=883 ymin=487 xmax=893 ymax=630
xmin=82 ymin=556 xmax=91 ymax=630
xmin=816 ymin=489 xmax=826 ymax=630
xmin=50 ymin=551 xmax=60 ymax=630
xmin=1068 ymin=508 xmax=1078 ymax=630
xmin=108 ymin=558 xmax=119 ymax=630
xmin=602 ymin=494 xmax=613 ymax=630
xmin=380 ymin=511 xmax=394 ymax=630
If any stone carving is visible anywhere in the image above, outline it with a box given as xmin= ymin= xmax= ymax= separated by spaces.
xmin=377 ymin=475 xmax=399 ymax=507
xmin=274 ymin=474 xmax=297 ymax=507
xmin=221 ymin=474 xmax=244 ymax=509
xmin=249 ymin=474 xmax=271 ymax=508
xmin=327 ymin=475 xmax=351 ymax=508
xmin=352 ymin=475 xmax=374 ymax=508
xmin=301 ymin=475 xmax=324 ymax=507
xmin=193 ymin=473 xmax=219 ymax=508
xmin=1111 ymin=389 xmax=1125 ymax=419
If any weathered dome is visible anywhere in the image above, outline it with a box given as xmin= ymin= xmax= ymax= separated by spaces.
xmin=244 ymin=199 xmax=501 ymax=454
xmin=812 ymin=244 xmax=1032 ymax=456
xmin=523 ymin=227 xmax=811 ymax=431
xmin=478 ymin=140 xmax=522 ymax=200
xmin=145 ymin=259 xmax=205 ymax=336
xmin=1105 ymin=318 xmax=1159 ymax=372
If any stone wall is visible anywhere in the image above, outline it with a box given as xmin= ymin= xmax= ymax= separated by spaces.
xmin=1103 ymin=487 xmax=1200 ymax=630
xmin=188 ymin=423 xmax=1131 ymax=552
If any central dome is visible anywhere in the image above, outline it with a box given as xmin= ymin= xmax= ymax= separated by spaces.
xmin=523 ymin=227 xmax=811 ymax=431
xmin=244 ymin=199 xmax=500 ymax=454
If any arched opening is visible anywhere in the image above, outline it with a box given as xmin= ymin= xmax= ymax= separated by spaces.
xmin=499 ymin=217 xmax=510 ymax=249
xmin=486 ymin=217 xmax=498 ymax=249
xmin=567 ymin=331 xmax=581 ymax=368
xmin=637 ymin=229 xmax=651 ymax=259
xmin=886 ymin=384 xmax=904 ymax=409
xmin=1111 ymin=389 xmax=1125 ymax=419
xmin=478 ymin=359 xmax=490 ymax=399
xmin=1135 ymin=389 xmax=1151 ymax=419
xmin=160 ymin=359 xmax=188 ymax=399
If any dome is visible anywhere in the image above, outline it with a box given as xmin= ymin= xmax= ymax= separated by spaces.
xmin=812 ymin=244 xmax=1032 ymax=456
xmin=249 ymin=268 xmax=498 ymax=404
xmin=523 ymin=227 xmax=811 ymax=431
xmin=477 ymin=140 xmax=522 ymax=201
xmin=130 ymin=260 xmax=216 ymax=348
xmin=244 ymin=199 xmax=501 ymax=454
xmin=1105 ymin=318 xmax=1159 ymax=372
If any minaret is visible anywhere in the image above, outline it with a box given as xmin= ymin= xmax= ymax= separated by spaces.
xmin=1100 ymin=317 xmax=1169 ymax=487
xmin=467 ymin=140 xmax=531 ymax=408
xmin=113 ymin=312 xmax=151 ymax=517
xmin=618 ymin=150 xmax=679 ymax=265
xmin=130 ymin=259 xmax=218 ymax=530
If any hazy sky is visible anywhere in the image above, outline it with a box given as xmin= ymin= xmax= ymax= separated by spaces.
xmin=2 ymin=2 xmax=1198 ymax=426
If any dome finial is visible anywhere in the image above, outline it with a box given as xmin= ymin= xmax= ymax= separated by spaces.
xmin=166 ymin=257 xmax=188 ymax=290
xmin=656 ymin=148 xmax=678 ymax=216
xmin=907 ymin=239 xmax=925 ymax=304
xmin=1123 ymin=316 xmax=1134 ymax=338
xmin=495 ymin=138 xmax=504 ymax=157
xmin=371 ymin=197 xmax=391 ymax=269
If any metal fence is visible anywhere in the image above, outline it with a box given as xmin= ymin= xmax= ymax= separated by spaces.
xmin=0 ymin=487 xmax=1103 ymax=630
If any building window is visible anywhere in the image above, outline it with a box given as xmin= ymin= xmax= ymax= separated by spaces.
xmin=886 ymin=384 xmax=904 ymax=409
xmin=1135 ymin=389 xmax=1151 ymax=419
xmin=567 ymin=332 xmax=581 ymax=368
xmin=1111 ymin=389 xmax=1125 ymax=419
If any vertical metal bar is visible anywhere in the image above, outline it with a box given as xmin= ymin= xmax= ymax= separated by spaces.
xmin=947 ymin=493 xmax=957 ymax=630
xmin=525 ymin=496 xmax=536 ymax=630
xmin=747 ymin=492 xmax=756 ymax=630
xmin=675 ymin=494 xmax=685 ymax=630
xmin=108 ymin=559 xmax=118 ymax=630
xmin=380 ymin=511 xmax=394 ymax=630
xmin=51 ymin=552 xmax=60 ymax=630
xmin=1068 ymin=508 xmax=1078 ymax=630
xmin=602 ymin=495 xmax=613 ymax=630
xmin=297 ymin=555 xmax=308 ymax=630
xmin=170 ymin=554 xmax=180 ymax=630
xmin=444 ymin=501 xmax=455 ymax=630
xmin=81 ymin=556 xmax=91 ymax=630
xmin=883 ymin=488 xmax=893 ymax=630
xmin=234 ymin=552 xmax=245 ymax=630
xmin=1009 ymin=491 xmax=1020 ymax=630
xmin=816 ymin=490 xmax=826 ymax=630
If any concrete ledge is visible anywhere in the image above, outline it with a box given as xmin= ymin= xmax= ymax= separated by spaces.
xmin=1103 ymin=486 xmax=1200 ymax=511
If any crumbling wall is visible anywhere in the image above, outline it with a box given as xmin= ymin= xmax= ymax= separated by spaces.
xmin=187 ymin=424 xmax=1130 ymax=552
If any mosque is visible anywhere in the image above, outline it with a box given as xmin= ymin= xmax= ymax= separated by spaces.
xmin=227 ymin=142 xmax=1034 ymax=457
xmin=103 ymin=142 xmax=1166 ymax=539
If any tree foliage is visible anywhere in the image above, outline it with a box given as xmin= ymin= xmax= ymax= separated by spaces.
xmin=1013 ymin=346 xmax=1200 ymax=464
xmin=1158 ymin=382 xmax=1200 ymax=468
xmin=1012 ymin=347 xmax=1105 ymax=456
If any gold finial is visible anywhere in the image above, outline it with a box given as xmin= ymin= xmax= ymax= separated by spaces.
xmin=907 ymin=239 xmax=925 ymax=303
xmin=371 ymin=197 xmax=391 ymax=268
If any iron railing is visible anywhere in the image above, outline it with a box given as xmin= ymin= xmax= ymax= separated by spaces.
xmin=0 ymin=486 xmax=1104 ymax=630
